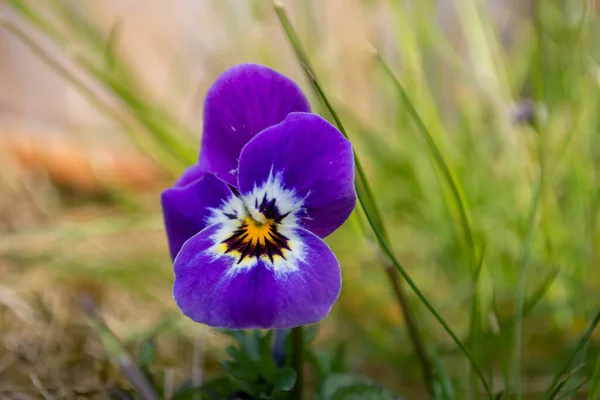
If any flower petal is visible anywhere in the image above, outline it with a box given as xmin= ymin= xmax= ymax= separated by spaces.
xmin=173 ymin=222 xmax=341 ymax=329
xmin=199 ymin=64 xmax=311 ymax=186
xmin=161 ymin=165 xmax=236 ymax=260
xmin=237 ymin=112 xmax=356 ymax=238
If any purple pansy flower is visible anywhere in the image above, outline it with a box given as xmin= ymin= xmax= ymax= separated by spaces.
xmin=161 ymin=64 xmax=355 ymax=329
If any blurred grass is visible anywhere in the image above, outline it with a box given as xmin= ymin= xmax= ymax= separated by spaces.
xmin=1 ymin=0 xmax=600 ymax=398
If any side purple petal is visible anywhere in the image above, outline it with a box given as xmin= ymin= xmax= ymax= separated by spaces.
xmin=161 ymin=165 xmax=234 ymax=260
xmin=199 ymin=63 xmax=310 ymax=186
xmin=237 ymin=112 xmax=356 ymax=238
xmin=173 ymin=223 xmax=341 ymax=329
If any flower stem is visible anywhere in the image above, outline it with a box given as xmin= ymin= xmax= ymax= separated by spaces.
xmin=291 ymin=326 xmax=304 ymax=400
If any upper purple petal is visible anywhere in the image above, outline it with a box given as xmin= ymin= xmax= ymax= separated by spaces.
xmin=173 ymin=222 xmax=341 ymax=329
xmin=198 ymin=63 xmax=311 ymax=186
xmin=161 ymin=164 xmax=234 ymax=260
xmin=237 ymin=112 xmax=356 ymax=238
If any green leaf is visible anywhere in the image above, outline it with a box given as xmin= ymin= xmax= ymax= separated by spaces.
xmin=258 ymin=330 xmax=275 ymax=360
xmin=258 ymin=354 xmax=278 ymax=383
xmin=321 ymin=374 xmax=372 ymax=400
xmin=221 ymin=360 xmax=258 ymax=381
xmin=137 ymin=338 xmax=155 ymax=370
xmin=273 ymin=367 xmax=297 ymax=392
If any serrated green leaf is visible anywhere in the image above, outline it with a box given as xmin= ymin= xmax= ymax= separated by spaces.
xmin=221 ymin=360 xmax=258 ymax=381
xmin=258 ymin=355 xmax=278 ymax=383
xmin=258 ymin=329 xmax=275 ymax=360
xmin=272 ymin=367 xmax=297 ymax=392
xmin=219 ymin=329 xmax=247 ymax=345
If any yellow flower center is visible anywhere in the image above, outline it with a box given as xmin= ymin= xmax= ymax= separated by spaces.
xmin=221 ymin=216 xmax=291 ymax=264
xmin=244 ymin=217 xmax=273 ymax=244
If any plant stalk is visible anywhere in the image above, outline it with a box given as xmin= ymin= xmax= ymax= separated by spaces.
xmin=291 ymin=326 xmax=304 ymax=400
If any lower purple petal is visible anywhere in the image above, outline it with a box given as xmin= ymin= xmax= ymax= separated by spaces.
xmin=173 ymin=222 xmax=341 ymax=329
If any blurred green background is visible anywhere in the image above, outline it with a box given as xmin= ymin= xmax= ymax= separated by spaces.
xmin=0 ymin=0 xmax=599 ymax=398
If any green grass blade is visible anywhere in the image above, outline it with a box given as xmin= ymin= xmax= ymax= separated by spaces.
xmin=7 ymin=0 xmax=197 ymax=167
xmin=513 ymin=178 xmax=542 ymax=398
xmin=556 ymin=375 xmax=589 ymax=400
xmin=104 ymin=17 xmax=123 ymax=71
xmin=373 ymin=51 xmax=477 ymax=269
xmin=469 ymin=244 xmax=487 ymax=400
xmin=272 ymin=3 xmax=435 ymax=396
xmin=546 ymin=363 xmax=586 ymax=400
xmin=542 ymin=308 xmax=600 ymax=398
xmin=0 ymin=18 xmax=186 ymax=176
xmin=272 ymin=5 xmax=493 ymax=397
xmin=357 ymin=187 xmax=493 ymax=399
xmin=495 ymin=267 xmax=559 ymax=331
xmin=587 ymin=351 xmax=600 ymax=400
xmin=80 ymin=295 xmax=160 ymax=400
xmin=271 ymin=2 xmax=385 ymax=236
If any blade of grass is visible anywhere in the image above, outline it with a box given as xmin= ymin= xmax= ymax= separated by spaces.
xmin=556 ymin=375 xmax=589 ymax=400
xmin=546 ymin=363 xmax=586 ymax=400
xmin=291 ymin=326 xmax=304 ymax=400
xmin=513 ymin=177 xmax=542 ymax=398
xmin=587 ymin=349 xmax=600 ymax=399
xmin=7 ymin=0 xmax=197 ymax=166
xmin=512 ymin=0 xmax=549 ymax=392
xmin=373 ymin=51 xmax=477 ymax=269
xmin=374 ymin=48 xmax=487 ymax=398
xmin=0 ymin=17 xmax=186 ymax=176
xmin=80 ymin=295 xmax=160 ymax=400
xmin=491 ymin=291 xmax=511 ymax=398
xmin=358 ymin=187 xmax=493 ymax=399
xmin=430 ymin=349 xmax=456 ymax=400
xmin=468 ymin=244 xmax=487 ymax=400
xmin=273 ymin=3 xmax=493 ymax=398
xmin=542 ymin=308 xmax=600 ymax=399
xmin=104 ymin=17 xmax=123 ymax=71
xmin=444 ymin=265 xmax=559 ymax=356
xmin=272 ymin=2 xmax=435 ymax=396
xmin=271 ymin=3 xmax=383 ymax=233
xmin=495 ymin=267 xmax=560 ymax=331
